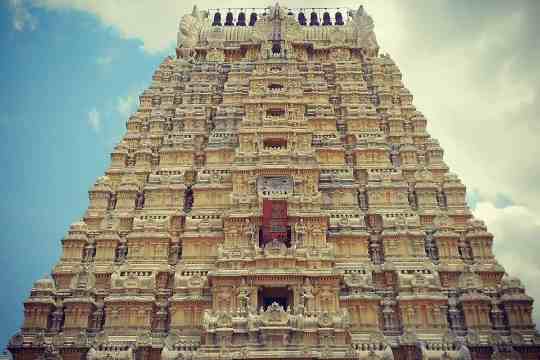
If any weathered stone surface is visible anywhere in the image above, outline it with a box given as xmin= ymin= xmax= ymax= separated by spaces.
xmin=8 ymin=4 xmax=539 ymax=360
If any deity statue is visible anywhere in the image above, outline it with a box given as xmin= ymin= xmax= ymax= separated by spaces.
xmin=390 ymin=150 xmax=400 ymax=168
xmin=92 ymin=304 xmax=104 ymax=331
xmin=358 ymin=187 xmax=368 ymax=210
xmin=135 ymin=191 xmax=145 ymax=209
xmin=369 ymin=233 xmax=383 ymax=264
xmin=458 ymin=233 xmax=472 ymax=260
xmin=50 ymin=306 xmax=64 ymax=332
xmin=301 ymin=279 xmax=315 ymax=312
xmin=108 ymin=193 xmax=117 ymax=210
xmin=238 ymin=288 xmax=251 ymax=314
xmin=83 ymin=244 xmax=95 ymax=262
xmin=244 ymin=218 xmax=257 ymax=244
xmin=295 ymin=219 xmax=306 ymax=246
xmin=116 ymin=242 xmax=128 ymax=262
xmin=289 ymin=132 xmax=297 ymax=151
xmin=408 ymin=186 xmax=418 ymax=209
xmin=437 ymin=190 xmax=447 ymax=208
xmin=168 ymin=243 xmax=180 ymax=264
xmin=456 ymin=340 xmax=472 ymax=360
xmin=425 ymin=229 xmax=439 ymax=262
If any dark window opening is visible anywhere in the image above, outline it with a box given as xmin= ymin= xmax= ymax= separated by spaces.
xmin=298 ymin=12 xmax=307 ymax=26
xmin=225 ymin=12 xmax=234 ymax=26
xmin=309 ymin=12 xmax=319 ymax=26
xmin=237 ymin=12 xmax=246 ymax=26
xmin=108 ymin=193 xmax=117 ymax=210
xmin=271 ymin=42 xmax=282 ymax=55
xmin=212 ymin=13 xmax=222 ymax=26
xmin=268 ymin=83 xmax=284 ymax=91
xmin=335 ymin=12 xmax=344 ymax=26
xmin=263 ymin=138 xmax=287 ymax=150
xmin=322 ymin=12 xmax=332 ymax=26
xmin=266 ymin=108 xmax=286 ymax=117
xmin=249 ymin=13 xmax=258 ymax=26
xmin=258 ymin=287 xmax=293 ymax=310
xmin=184 ymin=185 xmax=193 ymax=213
xmin=135 ymin=191 xmax=145 ymax=209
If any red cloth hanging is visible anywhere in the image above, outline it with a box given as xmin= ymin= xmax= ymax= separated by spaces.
xmin=262 ymin=199 xmax=288 ymax=245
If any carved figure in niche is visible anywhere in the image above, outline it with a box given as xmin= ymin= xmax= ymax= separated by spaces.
xmin=390 ymin=149 xmax=400 ymax=168
xmin=266 ymin=236 xmax=285 ymax=251
xmin=39 ymin=343 xmax=60 ymax=360
xmin=408 ymin=185 xmax=418 ymax=209
xmin=369 ymin=233 xmax=383 ymax=264
xmin=382 ymin=297 xmax=397 ymax=332
xmin=184 ymin=185 xmax=193 ymax=213
xmin=289 ymin=133 xmax=297 ymax=151
xmin=83 ymin=244 xmax=95 ymax=262
xmin=154 ymin=302 xmax=169 ymax=331
xmin=108 ymin=193 xmax=117 ymax=210
xmin=437 ymin=190 xmax=447 ymax=208
xmin=244 ymin=218 xmax=257 ymax=245
xmin=92 ymin=304 xmax=104 ymax=331
xmin=456 ymin=340 xmax=472 ymax=360
xmin=425 ymin=229 xmax=439 ymax=262
xmin=116 ymin=241 xmax=128 ymax=262
xmin=217 ymin=243 xmax=226 ymax=258
xmin=238 ymin=288 xmax=250 ymax=313
xmin=295 ymin=219 xmax=306 ymax=247
xmin=169 ymin=243 xmax=180 ymax=264
xmin=135 ymin=191 xmax=145 ymax=209
xmin=50 ymin=306 xmax=64 ymax=332
xmin=203 ymin=309 xmax=217 ymax=330
xmin=301 ymin=279 xmax=315 ymax=312
xmin=241 ymin=135 xmax=251 ymax=153
xmin=358 ymin=187 xmax=369 ymax=210
xmin=458 ymin=233 xmax=472 ymax=260
xmin=238 ymin=176 xmax=249 ymax=194
xmin=306 ymin=176 xmax=316 ymax=193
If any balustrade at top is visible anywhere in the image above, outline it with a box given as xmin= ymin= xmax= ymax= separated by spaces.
xmin=208 ymin=7 xmax=352 ymax=28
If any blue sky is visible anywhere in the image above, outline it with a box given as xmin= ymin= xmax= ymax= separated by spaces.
xmin=2 ymin=0 xmax=540 ymax=351
xmin=0 ymin=3 xmax=168 ymax=349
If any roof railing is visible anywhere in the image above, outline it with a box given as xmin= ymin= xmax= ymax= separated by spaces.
xmin=206 ymin=7 xmax=353 ymax=27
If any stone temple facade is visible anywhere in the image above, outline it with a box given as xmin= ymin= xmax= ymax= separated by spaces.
xmin=8 ymin=4 xmax=540 ymax=360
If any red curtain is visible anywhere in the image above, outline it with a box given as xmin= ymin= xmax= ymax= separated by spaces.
xmin=262 ymin=199 xmax=288 ymax=244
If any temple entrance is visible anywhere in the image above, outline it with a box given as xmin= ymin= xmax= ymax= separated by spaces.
xmin=258 ymin=286 xmax=293 ymax=310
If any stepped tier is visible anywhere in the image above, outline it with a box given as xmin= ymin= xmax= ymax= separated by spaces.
xmin=8 ymin=4 xmax=539 ymax=360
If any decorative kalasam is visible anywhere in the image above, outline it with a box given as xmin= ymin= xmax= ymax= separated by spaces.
xmin=9 ymin=4 xmax=539 ymax=360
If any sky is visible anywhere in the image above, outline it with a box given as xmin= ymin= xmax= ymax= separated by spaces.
xmin=1 ymin=0 xmax=540 ymax=351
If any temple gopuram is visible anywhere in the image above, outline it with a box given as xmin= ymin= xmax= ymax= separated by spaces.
xmin=8 ymin=4 xmax=540 ymax=360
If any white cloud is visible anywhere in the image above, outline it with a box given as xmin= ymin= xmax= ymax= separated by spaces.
xmin=116 ymin=88 xmax=141 ymax=118
xmin=29 ymin=0 xmax=400 ymax=53
xmin=87 ymin=108 xmax=101 ymax=132
xmin=9 ymin=0 xmax=37 ymax=31
xmin=473 ymin=201 xmax=540 ymax=325
xmin=18 ymin=0 xmax=540 ymax=325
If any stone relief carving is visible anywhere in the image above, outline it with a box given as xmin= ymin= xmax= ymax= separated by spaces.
xmin=178 ymin=6 xmax=210 ymax=49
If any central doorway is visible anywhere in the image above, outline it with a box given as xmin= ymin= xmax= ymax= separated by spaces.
xmin=258 ymin=286 xmax=293 ymax=311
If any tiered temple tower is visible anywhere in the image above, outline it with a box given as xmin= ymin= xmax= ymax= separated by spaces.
xmin=8 ymin=4 xmax=540 ymax=360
